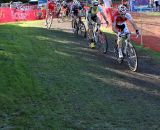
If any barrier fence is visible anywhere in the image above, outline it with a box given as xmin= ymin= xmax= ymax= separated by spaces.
xmin=0 ymin=6 xmax=46 ymax=23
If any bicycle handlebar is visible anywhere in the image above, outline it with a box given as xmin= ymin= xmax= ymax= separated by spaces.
xmin=117 ymin=32 xmax=140 ymax=39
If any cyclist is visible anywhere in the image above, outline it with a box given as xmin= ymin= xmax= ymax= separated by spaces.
xmin=55 ymin=0 xmax=62 ymax=17
xmin=47 ymin=0 xmax=56 ymax=14
xmin=86 ymin=0 xmax=109 ymax=48
xmin=112 ymin=4 xmax=139 ymax=60
xmin=71 ymin=0 xmax=82 ymax=19
xmin=61 ymin=0 xmax=70 ymax=16
xmin=45 ymin=0 xmax=56 ymax=26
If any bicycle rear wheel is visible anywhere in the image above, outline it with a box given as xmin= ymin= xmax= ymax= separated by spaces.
xmin=96 ymin=32 xmax=108 ymax=54
xmin=78 ymin=21 xmax=86 ymax=37
xmin=126 ymin=43 xmax=138 ymax=71
xmin=46 ymin=13 xmax=53 ymax=29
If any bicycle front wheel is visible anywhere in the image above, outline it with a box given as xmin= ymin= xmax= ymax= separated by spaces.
xmin=78 ymin=21 xmax=86 ymax=37
xmin=126 ymin=43 xmax=138 ymax=71
xmin=96 ymin=32 xmax=108 ymax=54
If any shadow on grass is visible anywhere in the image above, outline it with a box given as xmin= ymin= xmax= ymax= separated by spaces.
xmin=0 ymin=23 xmax=160 ymax=129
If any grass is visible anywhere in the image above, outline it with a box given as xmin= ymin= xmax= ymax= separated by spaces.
xmin=144 ymin=12 xmax=160 ymax=16
xmin=0 ymin=20 xmax=160 ymax=130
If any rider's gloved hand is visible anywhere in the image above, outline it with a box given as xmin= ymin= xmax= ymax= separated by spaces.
xmin=136 ymin=29 xmax=140 ymax=35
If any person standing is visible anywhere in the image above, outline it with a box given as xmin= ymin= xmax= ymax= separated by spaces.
xmin=158 ymin=0 xmax=160 ymax=11
xmin=154 ymin=0 xmax=159 ymax=11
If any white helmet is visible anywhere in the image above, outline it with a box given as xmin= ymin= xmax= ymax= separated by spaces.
xmin=118 ymin=4 xmax=127 ymax=14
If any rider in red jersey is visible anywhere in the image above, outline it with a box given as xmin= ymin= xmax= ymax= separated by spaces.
xmin=112 ymin=4 xmax=139 ymax=59
xmin=47 ymin=0 xmax=56 ymax=12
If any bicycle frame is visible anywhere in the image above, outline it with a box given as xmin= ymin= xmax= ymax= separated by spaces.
xmin=115 ymin=32 xmax=139 ymax=71
xmin=92 ymin=23 xmax=100 ymax=43
xmin=120 ymin=33 xmax=131 ymax=54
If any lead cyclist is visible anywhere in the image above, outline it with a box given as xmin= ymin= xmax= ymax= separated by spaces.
xmin=86 ymin=0 xmax=109 ymax=48
xmin=112 ymin=4 xmax=140 ymax=60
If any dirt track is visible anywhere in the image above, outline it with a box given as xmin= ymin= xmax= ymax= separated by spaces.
xmin=49 ymin=19 xmax=160 ymax=90
xmin=129 ymin=13 xmax=160 ymax=52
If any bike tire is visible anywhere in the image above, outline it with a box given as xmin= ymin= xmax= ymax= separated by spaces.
xmin=96 ymin=32 xmax=108 ymax=54
xmin=78 ymin=21 xmax=86 ymax=37
xmin=126 ymin=43 xmax=138 ymax=72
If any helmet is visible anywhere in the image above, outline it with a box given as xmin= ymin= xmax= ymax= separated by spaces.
xmin=73 ymin=0 xmax=78 ymax=3
xmin=118 ymin=4 xmax=127 ymax=14
xmin=92 ymin=0 xmax=99 ymax=6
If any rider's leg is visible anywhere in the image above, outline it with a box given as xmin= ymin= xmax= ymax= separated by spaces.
xmin=117 ymin=35 xmax=123 ymax=58
xmin=96 ymin=16 xmax=101 ymax=32
xmin=88 ymin=23 xmax=94 ymax=42
xmin=87 ymin=21 xmax=94 ymax=48
xmin=45 ymin=9 xmax=50 ymax=26
xmin=117 ymin=24 xmax=128 ymax=58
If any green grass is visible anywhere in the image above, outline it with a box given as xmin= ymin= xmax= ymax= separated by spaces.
xmin=0 ymin=20 xmax=160 ymax=130
xmin=144 ymin=12 xmax=160 ymax=16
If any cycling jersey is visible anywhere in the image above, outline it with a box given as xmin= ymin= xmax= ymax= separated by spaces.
xmin=112 ymin=10 xmax=132 ymax=33
xmin=87 ymin=5 xmax=103 ymax=21
xmin=48 ymin=1 xmax=55 ymax=10
xmin=88 ymin=5 xmax=103 ymax=16
xmin=112 ymin=11 xmax=132 ymax=25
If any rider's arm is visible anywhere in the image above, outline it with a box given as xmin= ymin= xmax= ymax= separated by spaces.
xmin=128 ymin=19 xmax=139 ymax=33
xmin=111 ymin=15 xmax=118 ymax=33
xmin=100 ymin=12 xmax=108 ymax=22
xmin=126 ymin=13 xmax=139 ymax=34
xmin=112 ymin=21 xmax=118 ymax=33
xmin=98 ymin=5 xmax=108 ymax=24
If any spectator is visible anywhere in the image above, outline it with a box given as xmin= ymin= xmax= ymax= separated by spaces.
xmin=154 ymin=0 xmax=159 ymax=11
xmin=158 ymin=0 xmax=160 ymax=12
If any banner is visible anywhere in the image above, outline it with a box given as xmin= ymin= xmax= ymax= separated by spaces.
xmin=0 ymin=6 xmax=46 ymax=23
xmin=129 ymin=0 xmax=150 ymax=11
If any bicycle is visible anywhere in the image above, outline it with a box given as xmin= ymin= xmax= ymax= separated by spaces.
xmin=57 ymin=6 xmax=71 ymax=23
xmin=87 ymin=22 xmax=108 ymax=54
xmin=71 ymin=16 xmax=86 ymax=37
xmin=114 ymin=32 xmax=139 ymax=72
